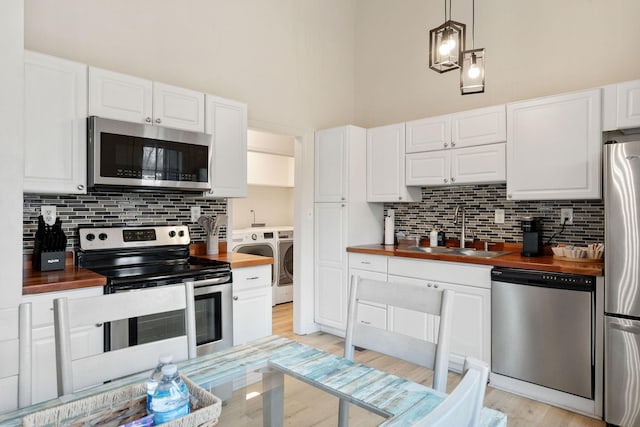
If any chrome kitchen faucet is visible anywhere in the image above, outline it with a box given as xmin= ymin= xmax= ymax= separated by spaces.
xmin=454 ymin=205 xmax=466 ymax=248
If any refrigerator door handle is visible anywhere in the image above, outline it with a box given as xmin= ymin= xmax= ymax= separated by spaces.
xmin=610 ymin=321 xmax=640 ymax=334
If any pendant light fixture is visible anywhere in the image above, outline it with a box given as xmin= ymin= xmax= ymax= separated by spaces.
xmin=460 ymin=0 xmax=485 ymax=94
xmin=429 ymin=0 xmax=466 ymax=73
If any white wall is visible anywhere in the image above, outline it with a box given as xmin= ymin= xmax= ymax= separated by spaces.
xmin=24 ymin=0 xmax=358 ymax=130
xmin=354 ymin=0 xmax=640 ymax=126
xmin=232 ymin=185 xmax=294 ymax=229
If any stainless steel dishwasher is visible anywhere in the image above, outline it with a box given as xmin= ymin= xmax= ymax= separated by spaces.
xmin=491 ymin=267 xmax=595 ymax=399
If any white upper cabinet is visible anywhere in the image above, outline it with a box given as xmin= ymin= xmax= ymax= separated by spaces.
xmin=315 ymin=126 xmax=348 ymax=202
xmin=451 ymin=105 xmax=507 ymax=148
xmin=367 ymin=123 xmax=421 ymax=203
xmin=407 ymin=143 xmax=506 ymax=186
xmin=152 ymin=82 xmax=205 ymax=132
xmin=507 ymin=88 xmax=602 ymax=200
xmin=204 ymin=95 xmax=248 ymax=198
xmin=24 ymin=51 xmax=88 ymax=194
xmin=89 ymin=67 xmax=205 ymax=132
xmin=405 ymin=105 xmax=505 ymax=153
xmin=603 ymin=80 xmax=640 ymax=131
xmin=406 ymin=115 xmax=451 ymax=153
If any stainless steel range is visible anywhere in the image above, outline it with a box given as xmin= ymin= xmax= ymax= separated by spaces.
xmin=76 ymin=225 xmax=232 ymax=356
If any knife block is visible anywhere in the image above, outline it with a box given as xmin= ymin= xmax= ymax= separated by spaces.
xmin=34 ymin=250 xmax=65 ymax=271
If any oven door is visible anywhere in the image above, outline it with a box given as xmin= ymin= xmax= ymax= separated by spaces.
xmin=107 ymin=280 xmax=232 ymax=355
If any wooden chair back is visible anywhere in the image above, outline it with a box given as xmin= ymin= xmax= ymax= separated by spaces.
xmin=414 ymin=357 xmax=490 ymax=427
xmin=53 ymin=282 xmax=196 ymax=396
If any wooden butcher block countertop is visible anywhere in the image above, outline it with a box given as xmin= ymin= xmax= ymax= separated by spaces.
xmin=347 ymin=243 xmax=604 ymax=276
xmin=23 ymin=243 xmax=274 ymax=295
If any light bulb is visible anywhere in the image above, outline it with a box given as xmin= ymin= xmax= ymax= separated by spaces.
xmin=447 ymin=37 xmax=456 ymax=51
xmin=438 ymin=42 xmax=451 ymax=56
xmin=468 ymin=64 xmax=480 ymax=79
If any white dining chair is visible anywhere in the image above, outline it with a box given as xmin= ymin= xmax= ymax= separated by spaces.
xmin=413 ymin=357 xmax=490 ymax=427
xmin=18 ymin=302 xmax=32 ymax=408
xmin=53 ymin=282 xmax=196 ymax=396
xmin=338 ymin=275 xmax=455 ymax=426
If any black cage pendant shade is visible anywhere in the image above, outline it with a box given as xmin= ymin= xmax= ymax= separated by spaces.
xmin=429 ymin=0 xmax=465 ymax=73
xmin=460 ymin=0 xmax=485 ymax=94
xmin=461 ymin=48 xmax=485 ymax=94
xmin=429 ymin=19 xmax=466 ymax=73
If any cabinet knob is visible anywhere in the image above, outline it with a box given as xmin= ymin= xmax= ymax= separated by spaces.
xmin=341 ymin=203 xmax=345 ymax=207
xmin=434 ymin=284 xmax=439 ymax=288
xmin=77 ymin=184 xmax=85 ymax=191
xmin=444 ymin=142 xmax=449 ymax=148
xmin=95 ymin=323 xmax=103 ymax=327
xmin=444 ymin=178 xmax=448 ymax=183
xmin=247 ymin=276 xmax=259 ymax=280
xmin=451 ymin=141 xmax=456 ymax=147
xmin=507 ymin=194 xmax=513 ymax=199
xmin=155 ymin=118 xmax=162 ymax=124
xmin=451 ymin=177 xmax=456 ymax=183
xmin=145 ymin=117 xmax=152 ymax=123
xmin=233 ymin=296 xmax=238 ymax=301
xmin=360 ymin=320 xmax=372 ymax=325
xmin=341 ymin=197 xmax=345 ymax=201
xmin=427 ymin=283 xmax=432 ymax=287
xmin=398 ymin=196 xmax=403 ymax=201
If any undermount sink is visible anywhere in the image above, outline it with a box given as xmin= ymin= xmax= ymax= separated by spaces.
xmin=407 ymin=246 xmax=510 ymax=259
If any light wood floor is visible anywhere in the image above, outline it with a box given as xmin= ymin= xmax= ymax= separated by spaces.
xmin=271 ymin=302 xmax=606 ymax=427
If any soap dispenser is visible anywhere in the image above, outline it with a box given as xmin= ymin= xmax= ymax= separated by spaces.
xmin=430 ymin=228 xmax=438 ymax=247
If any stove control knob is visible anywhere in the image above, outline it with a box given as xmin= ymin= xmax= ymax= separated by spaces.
xmin=98 ymin=233 xmax=108 ymax=241
xmin=86 ymin=233 xmax=95 ymax=241
xmin=169 ymin=230 xmax=177 ymax=238
xmin=251 ymin=233 xmax=258 ymax=240
xmin=178 ymin=230 xmax=185 ymax=237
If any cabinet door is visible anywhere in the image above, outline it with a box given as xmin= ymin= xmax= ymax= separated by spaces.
xmin=24 ymin=51 xmax=87 ymax=194
xmin=152 ymin=82 xmax=205 ymax=132
xmin=204 ymin=95 xmax=247 ymax=198
xmin=405 ymin=115 xmax=451 ymax=153
xmin=232 ymin=287 xmax=272 ymax=346
xmin=88 ymin=67 xmax=152 ymax=124
xmin=451 ymin=143 xmax=506 ymax=185
xmin=315 ymin=127 xmax=347 ymax=202
xmin=615 ymin=80 xmax=640 ymax=129
xmin=314 ymin=203 xmax=347 ymax=331
xmin=367 ymin=124 xmax=420 ymax=202
xmin=386 ymin=276 xmax=434 ymax=341
xmin=507 ymin=88 xmax=602 ymax=200
xmin=406 ymin=151 xmax=450 ymax=186
xmin=31 ymin=324 xmax=104 ymax=403
xmin=451 ymin=105 xmax=506 ymax=148
xmin=435 ymin=281 xmax=490 ymax=370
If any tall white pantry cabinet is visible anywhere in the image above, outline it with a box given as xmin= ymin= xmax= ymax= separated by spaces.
xmin=314 ymin=126 xmax=383 ymax=335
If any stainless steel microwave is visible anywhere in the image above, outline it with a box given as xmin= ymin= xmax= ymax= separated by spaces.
xmin=88 ymin=116 xmax=212 ymax=192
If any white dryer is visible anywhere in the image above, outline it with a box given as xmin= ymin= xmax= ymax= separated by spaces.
xmin=275 ymin=228 xmax=293 ymax=304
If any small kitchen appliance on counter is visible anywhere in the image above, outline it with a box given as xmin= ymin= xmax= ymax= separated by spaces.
xmin=521 ymin=217 xmax=542 ymax=257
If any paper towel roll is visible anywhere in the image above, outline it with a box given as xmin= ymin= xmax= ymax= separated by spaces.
xmin=384 ymin=216 xmax=395 ymax=246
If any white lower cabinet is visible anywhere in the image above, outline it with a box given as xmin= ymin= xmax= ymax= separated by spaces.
xmin=232 ymin=265 xmax=272 ymax=346
xmin=387 ymin=257 xmax=492 ymax=372
xmin=22 ymin=287 xmax=104 ymax=404
xmin=348 ymin=258 xmax=388 ymax=331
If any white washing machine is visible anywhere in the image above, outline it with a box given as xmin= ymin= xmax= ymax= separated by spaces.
xmin=230 ymin=228 xmax=277 ymax=289
xmin=275 ymin=228 xmax=293 ymax=305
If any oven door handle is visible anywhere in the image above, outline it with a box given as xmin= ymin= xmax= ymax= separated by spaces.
xmin=186 ymin=276 xmax=231 ymax=287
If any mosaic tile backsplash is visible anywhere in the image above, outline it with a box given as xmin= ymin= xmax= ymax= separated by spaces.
xmin=384 ymin=184 xmax=604 ymax=247
xmin=23 ymin=190 xmax=227 ymax=252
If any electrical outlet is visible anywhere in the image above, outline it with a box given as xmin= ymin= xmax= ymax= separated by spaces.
xmin=561 ymin=208 xmax=573 ymax=225
xmin=41 ymin=205 xmax=56 ymax=225
xmin=190 ymin=206 xmax=201 ymax=222
xmin=494 ymin=209 xmax=505 ymax=224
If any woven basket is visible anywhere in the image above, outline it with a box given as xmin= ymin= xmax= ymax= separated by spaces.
xmin=22 ymin=374 xmax=221 ymax=427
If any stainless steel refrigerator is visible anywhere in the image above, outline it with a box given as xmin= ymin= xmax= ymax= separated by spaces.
xmin=605 ymin=139 xmax=640 ymax=427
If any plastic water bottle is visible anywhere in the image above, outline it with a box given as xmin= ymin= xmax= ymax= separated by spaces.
xmin=150 ymin=364 xmax=190 ymax=425
xmin=146 ymin=353 xmax=174 ymax=414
